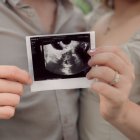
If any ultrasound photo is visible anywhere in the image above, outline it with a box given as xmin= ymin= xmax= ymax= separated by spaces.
xmin=26 ymin=32 xmax=95 ymax=91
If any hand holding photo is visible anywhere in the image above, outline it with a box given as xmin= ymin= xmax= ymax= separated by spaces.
xmin=26 ymin=32 xmax=95 ymax=92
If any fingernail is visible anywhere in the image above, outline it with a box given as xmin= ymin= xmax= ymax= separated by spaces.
xmin=28 ymin=76 xmax=33 ymax=84
xmin=88 ymin=49 xmax=96 ymax=56
xmin=88 ymin=59 xmax=92 ymax=66
xmin=86 ymin=73 xmax=90 ymax=79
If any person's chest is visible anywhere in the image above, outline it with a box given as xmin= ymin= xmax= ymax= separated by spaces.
xmin=94 ymin=14 xmax=140 ymax=47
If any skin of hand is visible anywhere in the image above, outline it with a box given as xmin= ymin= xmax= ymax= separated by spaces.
xmin=0 ymin=66 xmax=32 ymax=119
xmin=86 ymin=46 xmax=135 ymax=122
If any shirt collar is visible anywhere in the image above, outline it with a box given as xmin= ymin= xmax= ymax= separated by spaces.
xmin=9 ymin=0 xmax=20 ymax=5
xmin=4 ymin=0 xmax=73 ymax=34
xmin=5 ymin=0 xmax=60 ymax=8
xmin=6 ymin=0 xmax=32 ymax=9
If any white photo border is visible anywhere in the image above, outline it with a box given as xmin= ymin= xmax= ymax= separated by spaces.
xmin=26 ymin=31 xmax=95 ymax=92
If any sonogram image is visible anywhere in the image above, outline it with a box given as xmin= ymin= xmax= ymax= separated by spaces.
xmin=30 ymin=33 xmax=91 ymax=81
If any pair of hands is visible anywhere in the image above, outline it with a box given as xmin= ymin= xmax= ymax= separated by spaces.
xmin=87 ymin=46 xmax=135 ymax=122
xmin=0 ymin=46 xmax=134 ymax=121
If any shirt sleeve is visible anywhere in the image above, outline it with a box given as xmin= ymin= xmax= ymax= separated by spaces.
xmin=122 ymin=32 xmax=140 ymax=103
xmin=58 ymin=7 xmax=87 ymax=33
xmin=87 ymin=3 xmax=112 ymax=29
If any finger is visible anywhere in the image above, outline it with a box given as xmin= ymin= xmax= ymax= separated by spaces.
xmin=87 ymin=66 xmax=132 ymax=88
xmin=87 ymin=66 xmax=114 ymax=81
xmin=87 ymin=66 xmax=119 ymax=85
xmin=0 ymin=79 xmax=24 ymax=95
xmin=91 ymin=81 xmax=124 ymax=104
xmin=0 ymin=106 xmax=15 ymax=119
xmin=0 ymin=93 xmax=20 ymax=107
xmin=88 ymin=52 xmax=132 ymax=75
xmin=0 ymin=66 xmax=32 ymax=84
xmin=88 ymin=46 xmax=131 ymax=66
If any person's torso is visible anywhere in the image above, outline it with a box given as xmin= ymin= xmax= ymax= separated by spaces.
xmin=0 ymin=1 xmax=86 ymax=139
xmin=90 ymin=8 xmax=140 ymax=104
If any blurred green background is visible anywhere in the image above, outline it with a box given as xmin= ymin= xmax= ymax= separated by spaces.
xmin=74 ymin=0 xmax=94 ymax=14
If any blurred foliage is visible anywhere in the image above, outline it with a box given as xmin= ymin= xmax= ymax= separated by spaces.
xmin=74 ymin=0 xmax=93 ymax=14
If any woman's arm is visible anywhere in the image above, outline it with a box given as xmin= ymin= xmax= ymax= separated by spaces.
xmin=87 ymin=46 xmax=140 ymax=140
xmin=110 ymin=100 xmax=140 ymax=140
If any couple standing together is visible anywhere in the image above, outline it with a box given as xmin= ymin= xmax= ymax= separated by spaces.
xmin=0 ymin=0 xmax=140 ymax=140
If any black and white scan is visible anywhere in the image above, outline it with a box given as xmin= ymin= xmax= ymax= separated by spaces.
xmin=30 ymin=34 xmax=91 ymax=80
xmin=26 ymin=32 xmax=95 ymax=91
xmin=43 ymin=39 xmax=89 ymax=76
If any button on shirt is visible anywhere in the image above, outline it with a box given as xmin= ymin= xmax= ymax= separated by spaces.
xmin=0 ymin=0 xmax=86 ymax=140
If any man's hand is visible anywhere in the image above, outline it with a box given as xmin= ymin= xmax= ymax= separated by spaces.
xmin=0 ymin=66 xmax=32 ymax=119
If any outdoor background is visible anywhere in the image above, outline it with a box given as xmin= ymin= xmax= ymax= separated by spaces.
xmin=72 ymin=0 xmax=99 ymax=15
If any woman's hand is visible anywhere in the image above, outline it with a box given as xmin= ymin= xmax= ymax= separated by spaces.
xmin=86 ymin=46 xmax=135 ymax=122
xmin=0 ymin=66 xmax=32 ymax=119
